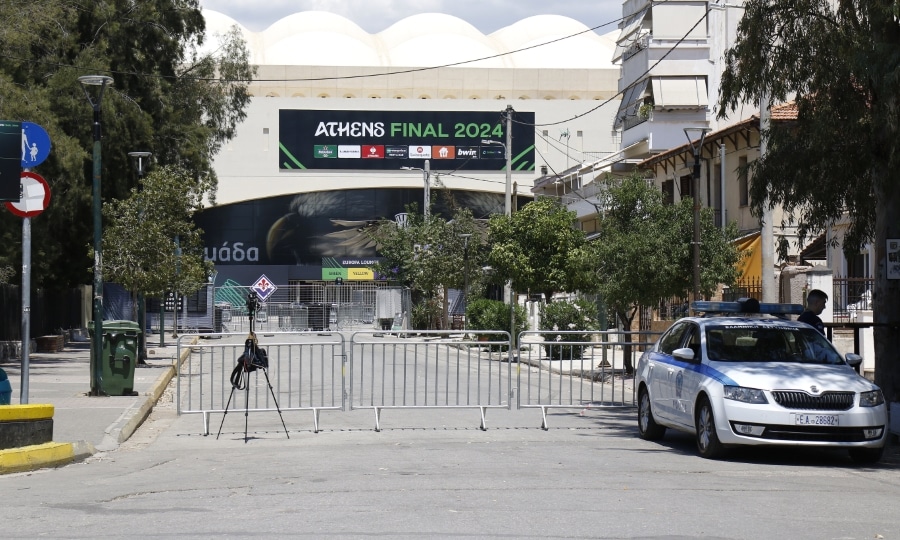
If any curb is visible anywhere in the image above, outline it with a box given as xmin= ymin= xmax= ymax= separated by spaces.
xmin=0 ymin=337 xmax=196 ymax=474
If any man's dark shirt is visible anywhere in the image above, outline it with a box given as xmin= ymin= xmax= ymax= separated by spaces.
xmin=798 ymin=310 xmax=825 ymax=335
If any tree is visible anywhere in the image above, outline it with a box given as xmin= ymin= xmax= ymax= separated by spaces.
xmin=718 ymin=0 xmax=900 ymax=402
xmin=592 ymin=174 xmax=741 ymax=371
xmin=103 ymin=165 xmax=213 ymax=300
xmin=367 ymin=205 xmax=486 ymax=329
xmin=0 ymin=0 xmax=254 ymax=290
xmin=487 ymin=197 xmax=596 ymax=303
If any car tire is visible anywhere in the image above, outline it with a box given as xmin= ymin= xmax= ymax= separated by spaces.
xmin=695 ymin=398 xmax=726 ymax=459
xmin=848 ymin=446 xmax=883 ymax=465
xmin=638 ymin=386 xmax=666 ymax=440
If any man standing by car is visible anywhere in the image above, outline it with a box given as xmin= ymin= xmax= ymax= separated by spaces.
xmin=798 ymin=289 xmax=828 ymax=334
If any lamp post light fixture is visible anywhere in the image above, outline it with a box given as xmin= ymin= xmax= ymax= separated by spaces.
xmin=684 ymin=127 xmax=710 ymax=308
xmin=128 ymin=151 xmax=151 ymax=365
xmin=401 ymin=160 xmax=431 ymax=218
xmin=79 ymin=74 xmax=113 ymax=396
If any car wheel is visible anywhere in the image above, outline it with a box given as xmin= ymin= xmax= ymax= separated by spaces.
xmin=848 ymin=446 xmax=883 ymax=465
xmin=695 ymin=398 xmax=726 ymax=459
xmin=638 ymin=387 xmax=666 ymax=440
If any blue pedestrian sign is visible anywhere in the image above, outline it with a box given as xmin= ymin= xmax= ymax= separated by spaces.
xmin=21 ymin=122 xmax=51 ymax=168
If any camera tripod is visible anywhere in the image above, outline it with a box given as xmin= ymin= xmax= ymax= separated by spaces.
xmin=216 ymin=293 xmax=289 ymax=442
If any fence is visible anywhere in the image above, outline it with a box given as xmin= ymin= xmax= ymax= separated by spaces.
xmin=0 ymin=284 xmax=85 ymax=343
xmin=833 ymin=276 xmax=874 ymax=321
xmin=176 ymin=329 xmax=661 ymax=433
xmin=177 ymin=333 xmax=346 ymax=435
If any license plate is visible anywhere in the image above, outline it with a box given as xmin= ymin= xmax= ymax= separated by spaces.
xmin=794 ymin=414 xmax=839 ymax=426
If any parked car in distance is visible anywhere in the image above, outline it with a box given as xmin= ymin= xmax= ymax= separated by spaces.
xmin=636 ymin=298 xmax=887 ymax=463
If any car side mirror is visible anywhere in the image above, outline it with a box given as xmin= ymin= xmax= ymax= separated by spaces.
xmin=845 ymin=353 xmax=863 ymax=367
xmin=673 ymin=347 xmax=695 ymax=362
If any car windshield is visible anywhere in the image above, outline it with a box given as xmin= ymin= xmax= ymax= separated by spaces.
xmin=704 ymin=324 xmax=845 ymax=365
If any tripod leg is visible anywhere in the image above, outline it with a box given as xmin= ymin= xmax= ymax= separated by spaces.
xmin=216 ymin=385 xmax=237 ymax=440
xmin=262 ymin=368 xmax=290 ymax=439
xmin=244 ymin=372 xmax=251 ymax=443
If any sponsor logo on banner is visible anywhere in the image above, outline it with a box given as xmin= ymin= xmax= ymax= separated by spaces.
xmin=322 ymin=267 xmax=348 ymax=280
xmin=361 ymin=145 xmax=384 ymax=158
xmin=385 ymin=145 xmax=408 ymax=159
xmin=348 ymin=268 xmax=374 ymax=280
xmin=480 ymin=146 xmax=505 ymax=159
xmin=456 ymin=146 xmax=479 ymax=158
xmin=408 ymin=145 xmax=431 ymax=159
xmin=338 ymin=145 xmax=361 ymax=158
xmin=314 ymin=145 xmax=338 ymax=158
xmin=432 ymin=146 xmax=455 ymax=159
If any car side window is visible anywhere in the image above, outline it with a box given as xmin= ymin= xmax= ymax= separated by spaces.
xmin=684 ymin=326 xmax=702 ymax=361
xmin=658 ymin=322 xmax=690 ymax=355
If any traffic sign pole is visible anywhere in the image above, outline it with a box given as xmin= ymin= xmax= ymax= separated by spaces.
xmin=20 ymin=216 xmax=31 ymax=404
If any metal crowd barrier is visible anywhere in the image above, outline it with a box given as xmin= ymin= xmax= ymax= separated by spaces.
xmin=177 ymin=333 xmax=346 ymax=434
xmin=517 ymin=330 xmax=660 ymax=429
xmin=348 ymin=330 xmax=513 ymax=431
xmin=174 ymin=329 xmax=658 ymax=434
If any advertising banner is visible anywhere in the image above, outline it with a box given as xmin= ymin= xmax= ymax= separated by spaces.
xmin=279 ymin=109 xmax=535 ymax=171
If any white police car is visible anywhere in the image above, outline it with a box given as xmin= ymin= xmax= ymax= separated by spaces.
xmin=636 ymin=299 xmax=887 ymax=463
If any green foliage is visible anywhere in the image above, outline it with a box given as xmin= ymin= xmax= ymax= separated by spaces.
xmin=540 ymin=298 xmax=599 ymax=359
xmin=466 ymin=297 xmax=526 ymax=351
xmin=592 ymin=174 xmax=741 ymax=327
xmin=411 ymin=297 xmax=442 ymax=331
xmin=367 ymin=205 xmax=489 ymax=328
xmin=466 ymin=298 xmax=527 ymax=334
xmin=717 ymin=0 xmax=900 ymax=402
xmin=488 ymin=198 xmax=596 ymax=302
xmin=102 ymin=165 xmax=213 ymax=297
xmin=0 ymin=0 xmax=254 ymax=289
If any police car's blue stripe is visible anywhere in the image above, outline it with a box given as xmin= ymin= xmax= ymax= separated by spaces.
xmin=651 ymin=354 xmax=739 ymax=386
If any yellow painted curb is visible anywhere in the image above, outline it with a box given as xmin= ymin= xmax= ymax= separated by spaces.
xmin=0 ymin=442 xmax=74 ymax=474
xmin=0 ymin=404 xmax=54 ymax=422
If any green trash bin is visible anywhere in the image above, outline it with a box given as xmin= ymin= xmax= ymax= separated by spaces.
xmin=89 ymin=320 xmax=140 ymax=396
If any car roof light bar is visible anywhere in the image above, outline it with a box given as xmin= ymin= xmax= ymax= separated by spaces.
xmin=691 ymin=299 xmax=803 ymax=315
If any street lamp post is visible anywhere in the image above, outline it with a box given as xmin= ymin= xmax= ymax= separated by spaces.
xmin=459 ymin=233 xmax=472 ymax=336
xmin=401 ymin=160 xmax=431 ymax=218
xmin=128 ymin=151 xmax=151 ymax=365
xmin=79 ymin=74 xmax=113 ymax=396
xmin=684 ymin=127 xmax=710 ymax=308
xmin=481 ymin=121 xmax=518 ymax=351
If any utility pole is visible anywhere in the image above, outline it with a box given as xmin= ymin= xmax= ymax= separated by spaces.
xmin=760 ymin=92 xmax=775 ymax=303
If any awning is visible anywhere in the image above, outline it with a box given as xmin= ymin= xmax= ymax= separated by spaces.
xmin=613 ymin=7 xmax=650 ymax=62
xmin=651 ymin=77 xmax=708 ymax=108
xmin=734 ymin=232 xmax=761 ymax=282
xmin=614 ymin=78 xmax=649 ymax=128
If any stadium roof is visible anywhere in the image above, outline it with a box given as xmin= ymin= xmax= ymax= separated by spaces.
xmin=201 ymin=10 xmax=618 ymax=69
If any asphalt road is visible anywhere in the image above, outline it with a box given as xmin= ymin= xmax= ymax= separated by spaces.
xmin=1 ymin=373 xmax=899 ymax=540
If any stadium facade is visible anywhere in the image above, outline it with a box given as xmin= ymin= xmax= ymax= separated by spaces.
xmin=197 ymin=10 xmax=623 ymax=289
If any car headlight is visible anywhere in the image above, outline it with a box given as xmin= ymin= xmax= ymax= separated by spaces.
xmin=723 ymin=385 xmax=768 ymax=404
xmin=859 ymin=389 xmax=885 ymax=408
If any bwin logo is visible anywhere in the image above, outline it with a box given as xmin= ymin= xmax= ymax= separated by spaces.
xmin=457 ymin=148 xmax=477 ymax=157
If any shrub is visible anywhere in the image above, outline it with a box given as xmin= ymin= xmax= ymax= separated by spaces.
xmin=411 ymin=298 xmax=442 ymax=330
xmin=540 ymin=298 xmax=599 ymax=359
xmin=466 ymin=298 xmax=527 ymax=349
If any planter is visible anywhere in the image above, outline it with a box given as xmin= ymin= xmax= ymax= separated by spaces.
xmin=36 ymin=335 xmax=64 ymax=353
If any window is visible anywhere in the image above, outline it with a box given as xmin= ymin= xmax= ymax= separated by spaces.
xmin=662 ymin=179 xmax=674 ymax=205
xmin=679 ymin=174 xmax=693 ymax=200
xmin=658 ymin=322 xmax=690 ymax=355
xmin=738 ymin=156 xmax=749 ymax=206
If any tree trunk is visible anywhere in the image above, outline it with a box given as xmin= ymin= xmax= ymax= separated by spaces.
xmin=617 ymin=308 xmax=636 ymax=374
xmin=873 ymin=175 xmax=900 ymax=405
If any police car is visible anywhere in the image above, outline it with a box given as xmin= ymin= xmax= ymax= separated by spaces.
xmin=636 ymin=299 xmax=887 ymax=463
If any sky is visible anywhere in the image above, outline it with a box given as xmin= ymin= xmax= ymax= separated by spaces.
xmin=199 ymin=0 xmax=625 ymax=35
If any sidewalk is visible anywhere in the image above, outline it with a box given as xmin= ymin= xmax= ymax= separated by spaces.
xmin=0 ymin=335 xmax=192 ymax=473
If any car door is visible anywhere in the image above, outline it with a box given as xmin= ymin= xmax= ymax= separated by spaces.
xmin=647 ymin=321 xmax=691 ymax=423
xmin=669 ymin=323 xmax=704 ymax=430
